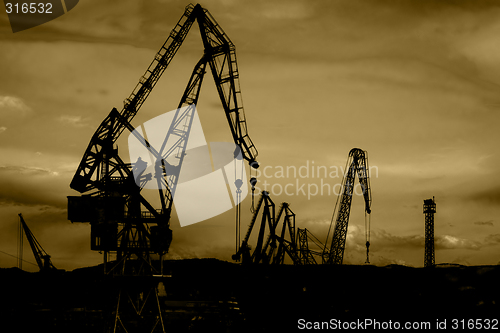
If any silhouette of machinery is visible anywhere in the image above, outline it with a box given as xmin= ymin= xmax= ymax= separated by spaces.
xmin=18 ymin=213 xmax=56 ymax=272
xmin=232 ymin=192 xmax=300 ymax=264
xmin=234 ymin=148 xmax=372 ymax=266
xmin=323 ymin=148 xmax=372 ymax=265
xmin=67 ymin=3 xmax=259 ymax=332
xmin=67 ymin=3 xmax=258 ymax=274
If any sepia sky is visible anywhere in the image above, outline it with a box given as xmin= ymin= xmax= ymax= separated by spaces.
xmin=1 ymin=0 xmax=500 ymax=271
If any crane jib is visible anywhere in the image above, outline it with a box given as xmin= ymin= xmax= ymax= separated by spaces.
xmin=323 ymin=148 xmax=372 ymax=265
xmin=70 ymin=3 xmax=258 ymax=194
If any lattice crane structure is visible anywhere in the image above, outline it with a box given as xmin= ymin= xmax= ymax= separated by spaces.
xmin=322 ymin=148 xmax=372 ymax=265
xmin=67 ymin=3 xmax=259 ymax=332
xmin=232 ymin=192 xmax=301 ymax=265
xmin=67 ymin=3 xmax=258 ymax=275
xmin=18 ymin=214 xmax=56 ymax=272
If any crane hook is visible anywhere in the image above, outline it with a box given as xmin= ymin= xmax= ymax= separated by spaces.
xmin=365 ymin=241 xmax=370 ymax=264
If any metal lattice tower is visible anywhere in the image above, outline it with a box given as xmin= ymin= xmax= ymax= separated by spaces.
xmin=297 ymin=228 xmax=317 ymax=265
xmin=423 ymin=197 xmax=436 ymax=267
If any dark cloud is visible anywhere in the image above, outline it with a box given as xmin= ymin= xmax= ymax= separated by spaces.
xmin=474 ymin=220 xmax=494 ymax=226
xmin=0 ymin=166 xmax=69 ymax=208
xmin=485 ymin=234 xmax=500 ymax=245
xmin=363 ymin=228 xmax=498 ymax=253
xmin=371 ymin=229 xmax=424 ymax=249
xmin=469 ymin=187 xmax=500 ymax=206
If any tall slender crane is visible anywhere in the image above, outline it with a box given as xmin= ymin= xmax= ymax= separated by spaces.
xmin=18 ymin=214 xmax=56 ymax=272
xmin=323 ymin=148 xmax=372 ymax=265
xmin=67 ymin=4 xmax=260 ymax=332
xmin=67 ymin=3 xmax=259 ymax=276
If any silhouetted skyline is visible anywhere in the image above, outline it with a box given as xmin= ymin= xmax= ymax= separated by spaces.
xmin=1 ymin=0 xmax=499 ymax=271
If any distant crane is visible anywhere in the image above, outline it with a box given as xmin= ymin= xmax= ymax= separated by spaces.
xmin=323 ymin=148 xmax=372 ymax=265
xmin=18 ymin=214 xmax=56 ymax=272
xmin=232 ymin=192 xmax=301 ymax=265
xmin=296 ymin=228 xmax=324 ymax=265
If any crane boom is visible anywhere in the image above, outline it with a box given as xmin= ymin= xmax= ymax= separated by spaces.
xmin=70 ymin=3 xmax=258 ymax=195
xmin=323 ymin=148 xmax=371 ymax=265
xmin=197 ymin=8 xmax=258 ymax=165
xmin=18 ymin=214 xmax=55 ymax=271
xmin=70 ymin=4 xmax=198 ymax=194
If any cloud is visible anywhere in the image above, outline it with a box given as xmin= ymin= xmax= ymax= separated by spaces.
xmin=469 ymin=186 xmax=500 ymax=206
xmin=435 ymin=235 xmax=480 ymax=250
xmin=0 ymin=96 xmax=30 ymax=111
xmin=474 ymin=220 xmax=494 ymax=226
xmin=0 ymin=165 xmax=59 ymax=176
xmin=370 ymin=228 xmax=424 ymax=249
xmin=260 ymin=1 xmax=314 ymax=20
xmin=376 ymin=256 xmax=410 ymax=267
xmin=47 ymin=0 xmax=145 ymax=40
xmin=0 ymin=165 xmax=68 ymax=208
xmin=485 ymin=234 xmax=500 ymax=245
xmin=0 ymin=127 xmax=6 ymax=134
xmin=0 ymin=96 xmax=31 ymax=116
xmin=57 ymin=115 xmax=89 ymax=128
xmin=361 ymin=228 xmax=496 ymax=252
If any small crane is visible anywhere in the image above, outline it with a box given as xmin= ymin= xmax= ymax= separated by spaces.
xmin=18 ymin=214 xmax=56 ymax=272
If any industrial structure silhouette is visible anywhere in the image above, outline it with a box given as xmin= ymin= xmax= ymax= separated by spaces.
xmin=3 ymin=3 xmax=498 ymax=333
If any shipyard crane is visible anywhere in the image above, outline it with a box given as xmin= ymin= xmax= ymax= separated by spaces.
xmin=269 ymin=202 xmax=299 ymax=265
xmin=232 ymin=192 xmax=275 ymax=264
xmin=232 ymin=192 xmax=301 ymax=265
xmin=67 ymin=4 xmax=260 ymax=333
xmin=296 ymin=228 xmax=325 ymax=265
xmin=18 ymin=214 xmax=56 ymax=272
xmin=323 ymin=148 xmax=372 ymax=265
xmin=67 ymin=3 xmax=259 ymax=276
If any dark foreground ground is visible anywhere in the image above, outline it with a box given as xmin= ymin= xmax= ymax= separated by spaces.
xmin=0 ymin=259 xmax=499 ymax=332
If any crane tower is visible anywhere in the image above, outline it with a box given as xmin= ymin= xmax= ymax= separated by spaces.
xmin=323 ymin=148 xmax=372 ymax=265
xmin=423 ymin=197 xmax=436 ymax=267
xmin=67 ymin=4 xmax=259 ymax=332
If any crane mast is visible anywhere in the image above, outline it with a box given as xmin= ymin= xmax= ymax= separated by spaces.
xmin=323 ymin=148 xmax=371 ymax=265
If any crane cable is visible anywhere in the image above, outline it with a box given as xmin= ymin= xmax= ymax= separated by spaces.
xmin=249 ymin=163 xmax=256 ymax=214
xmin=234 ymin=150 xmax=245 ymax=256
xmin=365 ymin=211 xmax=371 ymax=264
xmin=0 ymin=250 xmax=37 ymax=267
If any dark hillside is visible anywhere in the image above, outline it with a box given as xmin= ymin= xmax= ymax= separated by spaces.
xmin=1 ymin=261 xmax=498 ymax=332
